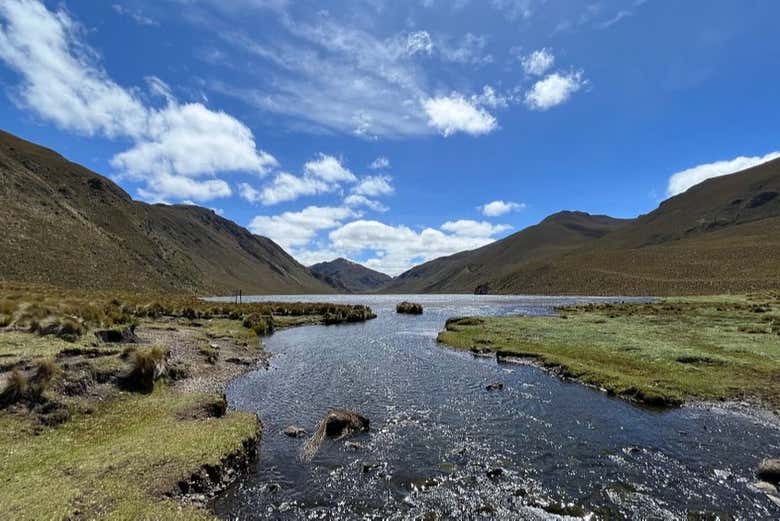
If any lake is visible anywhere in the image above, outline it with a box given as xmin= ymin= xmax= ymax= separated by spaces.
xmin=211 ymin=295 xmax=780 ymax=520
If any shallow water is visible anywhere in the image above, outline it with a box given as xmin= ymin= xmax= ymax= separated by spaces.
xmin=212 ymin=295 xmax=780 ymax=520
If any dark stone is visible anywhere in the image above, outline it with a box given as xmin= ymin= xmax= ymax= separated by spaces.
xmin=485 ymin=382 xmax=504 ymax=391
xmin=758 ymin=459 xmax=780 ymax=484
xmin=284 ymin=425 xmax=307 ymax=438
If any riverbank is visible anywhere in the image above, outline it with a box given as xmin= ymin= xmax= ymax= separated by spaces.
xmin=0 ymin=284 xmax=375 ymax=520
xmin=437 ymin=293 xmax=780 ymax=411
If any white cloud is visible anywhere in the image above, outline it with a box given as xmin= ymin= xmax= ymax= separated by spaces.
xmin=666 ymin=152 xmax=780 ymax=197
xmin=0 ymin=0 xmax=275 ymax=202
xmin=110 ymin=102 xmax=277 ymax=179
xmin=440 ymin=220 xmax=511 ymax=237
xmin=479 ymin=200 xmax=525 ymax=216
xmin=344 ymin=194 xmax=389 ymax=213
xmin=303 ymin=154 xmax=356 ymax=183
xmin=239 ymin=173 xmax=332 ymax=205
xmin=423 ymin=94 xmax=497 ymax=137
xmin=405 ymin=31 xmax=433 ymax=56
xmin=212 ymin=18 xmax=432 ymax=138
xmin=248 ymin=206 xmax=356 ymax=250
xmin=521 ymin=48 xmax=555 ymax=76
xmin=138 ymin=174 xmax=232 ymax=203
xmin=370 ymin=156 xmax=390 ymax=170
xmin=327 ymin=218 xmax=511 ymax=275
xmin=352 ymin=175 xmax=394 ymax=197
xmin=524 ymin=71 xmax=586 ymax=111
xmin=438 ymin=33 xmax=493 ymax=66
xmin=471 ymin=85 xmax=509 ymax=109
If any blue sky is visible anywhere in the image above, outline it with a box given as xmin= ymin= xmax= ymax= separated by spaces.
xmin=1 ymin=1 xmax=779 ymax=275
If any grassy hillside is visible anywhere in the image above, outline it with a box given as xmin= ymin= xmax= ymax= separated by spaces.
xmin=0 ymin=130 xmax=332 ymax=295
xmin=383 ymin=211 xmax=630 ymax=293
xmin=387 ymin=159 xmax=780 ymax=296
xmin=310 ymin=257 xmax=391 ymax=293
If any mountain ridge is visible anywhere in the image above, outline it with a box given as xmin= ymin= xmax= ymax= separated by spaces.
xmin=0 ymin=129 xmax=332 ymax=295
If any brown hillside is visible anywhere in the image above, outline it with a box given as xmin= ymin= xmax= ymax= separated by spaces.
xmin=310 ymin=258 xmax=391 ymax=293
xmin=383 ymin=211 xmax=631 ymax=293
xmin=387 ymin=158 xmax=780 ymax=296
xmin=0 ymin=130 xmax=332 ymax=295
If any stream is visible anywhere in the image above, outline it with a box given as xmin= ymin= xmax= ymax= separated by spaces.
xmin=212 ymin=295 xmax=780 ymax=520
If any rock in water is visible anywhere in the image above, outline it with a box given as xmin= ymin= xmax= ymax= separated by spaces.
xmin=758 ymin=459 xmax=780 ymax=484
xmin=284 ymin=426 xmax=307 ymax=438
xmin=396 ymin=302 xmax=423 ymax=315
xmin=300 ymin=409 xmax=369 ymax=462
xmin=485 ymin=382 xmax=504 ymax=391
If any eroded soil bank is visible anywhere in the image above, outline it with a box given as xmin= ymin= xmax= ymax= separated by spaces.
xmin=0 ymin=286 xmax=375 ymax=520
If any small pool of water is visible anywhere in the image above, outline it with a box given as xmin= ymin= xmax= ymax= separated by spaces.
xmin=212 ymin=295 xmax=780 ymax=520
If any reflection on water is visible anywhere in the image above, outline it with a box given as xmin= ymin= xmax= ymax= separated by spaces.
xmin=211 ymin=295 xmax=780 ymax=520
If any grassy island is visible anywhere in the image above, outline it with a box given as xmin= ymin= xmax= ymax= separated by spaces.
xmin=0 ymin=283 xmax=375 ymax=520
xmin=438 ymin=294 xmax=780 ymax=409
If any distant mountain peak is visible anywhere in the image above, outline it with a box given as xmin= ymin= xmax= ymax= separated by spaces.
xmin=310 ymin=258 xmax=391 ymax=293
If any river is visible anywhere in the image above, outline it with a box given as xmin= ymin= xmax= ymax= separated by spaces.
xmin=211 ymin=295 xmax=780 ymax=520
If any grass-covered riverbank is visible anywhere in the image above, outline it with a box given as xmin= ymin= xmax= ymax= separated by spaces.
xmin=0 ymin=284 xmax=375 ymax=520
xmin=438 ymin=294 xmax=780 ymax=409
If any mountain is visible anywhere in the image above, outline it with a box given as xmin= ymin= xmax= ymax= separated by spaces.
xmin=0 ymin=130 xmax=332 ymax=295
xmin=383 ymin=211 xmax=631 ymax=294
xmin=387 ymin=158 xmax=780 ymax=296
xmin=310 ymin=258 xmax=392 ymax=293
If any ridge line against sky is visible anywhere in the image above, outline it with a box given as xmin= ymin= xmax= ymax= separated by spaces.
xmin=0 ymin=0 xmax=779 ymax=275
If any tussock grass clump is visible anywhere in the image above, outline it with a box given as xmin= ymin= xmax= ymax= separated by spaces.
xmin=242 ymin=313 xmax=274 ymax=336
xmin=0 ymin=369 xmax=29 ymax=408
xmin=0 ymin=360 xmax=60 ymax=408
xmin=123 ymin=346 xmax=168 ymax=393
xmin=396 ymin=301 xmax=423 ymax=315
xmin=33 ymin=316 xmax=85 ymax=342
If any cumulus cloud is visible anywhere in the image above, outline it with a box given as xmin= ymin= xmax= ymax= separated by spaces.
xmin=524 ymin=71 xmax=586 ymax=111
xmin=352 ymin=175 xmax=394 ymax=197
xmin=479 ymin=200 xmax=526 ymax=216
xmin=110 ymin=102 xmax=277 ymax=180
xmin=239 ymin=173 xmax=331 ymax=205
xmin=248 ymin=206 xmax=356 ymax=250
xmin=303 ymin=154 xmax=357 ymax=183
xmin=666 ymin=152 xmax=780 ymax=197
xmin=521 ymin=48 xmax=555 ymax=76
xmin=440 ymin=220 xmax=511 ymax=237
xmin=0 ymin=0 xmax=275 ymax=202
xmin=328 ymin=219 xmax=511 ymax=275
xmin=344 ymin=194 xmax=389 ymax=213
xmin=370 ymin=156 xmax=390 ymax=170
xmin=423 ymin=94 xmax=497 ymax=137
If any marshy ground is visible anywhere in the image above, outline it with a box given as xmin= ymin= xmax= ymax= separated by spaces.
xmin=438 ymin=292 xmax=780 ymax=411
xmin=0 ymin=284 xmax=375 ymax=520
